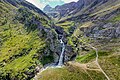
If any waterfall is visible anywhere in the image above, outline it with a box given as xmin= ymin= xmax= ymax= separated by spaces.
xmin=34 ymin=38 xmax=65 ymax=79
xmin=57 ymin=39 xmax=65 ymax=66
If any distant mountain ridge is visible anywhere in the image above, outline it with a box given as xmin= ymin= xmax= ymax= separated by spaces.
xmin=43 ymin=0 xmax=120 ymax=21
xmin=44 ymin=5 xmax=53 ymax=12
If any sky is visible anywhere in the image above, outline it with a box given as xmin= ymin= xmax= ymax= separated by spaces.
xmin=26 ymin=0 xmax=79 ymax=10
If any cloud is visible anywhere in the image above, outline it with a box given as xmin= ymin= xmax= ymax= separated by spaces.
xmin=26 ymin=0 xmax=79 ymax=9
xmin=26 ymin=0 xmax=46 ymax=9
xmin=63 ymin=0 xmax=78 ymax=3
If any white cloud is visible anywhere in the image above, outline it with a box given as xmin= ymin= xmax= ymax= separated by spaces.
xmin=47 ymin=0 xmax=60 ymax=1
xmin=26 ymin=0 xmax=46 ymax=9
xmin=26 ymin=0 xmax=79 ymax=9
xmin=63 ymin=0 xmax=78 ymax=3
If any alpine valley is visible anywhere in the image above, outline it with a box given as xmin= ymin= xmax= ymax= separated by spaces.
xmin=0 ymin=0 xmax=120 ymax=80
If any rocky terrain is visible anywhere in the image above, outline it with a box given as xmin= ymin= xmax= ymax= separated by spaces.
xmin=0 ymin=0 xmax=120 ymax=80
xmin=44 ymin=0 xmax=120 ymax=21
xmin=44 ymin=0 xmax=120 ymax=40
xmin=42 ymin=0 xmax=120 ymax=80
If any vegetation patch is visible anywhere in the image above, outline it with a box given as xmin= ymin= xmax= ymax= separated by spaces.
xmin=56 ymin=21 xmax=75 ymax=35
xmin=37 ymin=65 xmax=106 ymax=80
xmin=0 ymin=1 xmax=50 ymax=80
xmin=40 ymin=53 xmax=54 ymax=65
xmin=76 ymin=50 xmax=110 ymax=63
xmin=99 ymin=54 xmax=120 ymax=80
xmin=107 ymin=14 xmax=120 ymax=23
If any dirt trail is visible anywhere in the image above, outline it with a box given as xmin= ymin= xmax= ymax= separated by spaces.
xmin=89 ymin=44 xmax=110 ymax=80
xmin=68 ymin=61 xmax=101 ymax=71
xmin=68 ymin=44 xmax=110 ymax=80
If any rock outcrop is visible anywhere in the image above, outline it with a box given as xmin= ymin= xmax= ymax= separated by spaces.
xmin=80 ymin=22 xmax=120 ymax=39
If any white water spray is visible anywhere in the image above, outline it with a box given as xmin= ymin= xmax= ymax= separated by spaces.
xmin=57 ymin=39 xmax=65 ymax=66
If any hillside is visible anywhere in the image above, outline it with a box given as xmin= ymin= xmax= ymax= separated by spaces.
xmin=0 ymin=0 xmax=120 ymax=80
xmin=0 ymin=0 xmax=55 ymax=80
xmin=41 ymin=0 xmax=120 ymax=80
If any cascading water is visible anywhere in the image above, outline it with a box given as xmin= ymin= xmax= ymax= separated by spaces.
xmin=34 ymin=38 xmax=65 ymax=79
xmin=57 ymin=39 xmax=65 ymax=66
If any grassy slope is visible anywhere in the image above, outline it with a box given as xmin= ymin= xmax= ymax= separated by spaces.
xmin=0 ymin=1 xmax=49 ymax=80
xmin=37 ymin=65 xmax=106 ymax=80
xmin=107 ymin=14 xmax=120 ymax=23
xmin=56 ymin=21 xmax=75 ymax=35
xmin=75 ymin=38 xmax=120 ymax=80
xmin=36 ymin=42 xmax=120 ymax=80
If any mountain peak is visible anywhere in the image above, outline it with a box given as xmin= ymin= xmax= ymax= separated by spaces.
xmin=43 ymin=5 xmax=52 ymax=12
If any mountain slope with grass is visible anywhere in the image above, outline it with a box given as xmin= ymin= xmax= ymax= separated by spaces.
xmin=0 ymin=0 xmax=120 ymax=80
xmin=0 ymin=0 xmax=56 ymax=80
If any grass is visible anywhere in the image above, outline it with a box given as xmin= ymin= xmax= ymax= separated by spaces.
xmin=90 ymin=3 xmax=120 ymax=17
xmin=76 ymin=50 xmax=110 ymax=63
xmin=56 ymin=21 xmax=74 ymax=26
xmin=75 ymin=38 xmax=120 ymax=80
xmin=107 ymin=14 xmax=120 ymax=23
xmin=0 ymin=1 xmax=50 ymax=80
xmin=56 ymin=21 xmax=75 ymax=35
xmin=0 ymin=24 xmax=45 ymax=62
xmin=99 ymin=54 xmax=120 ymax=80
xmin=80 ymin=21 xmax=94 ymax=28
xmin=1 ymin=0 xmax=120 ymax=80
xmin=0 ymin=23 xmax=46 ymax=79
xmin=37 ymin=65 xmax=106 ymax=80
xmin=40 ymin=53 xmax=54 ymax=65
